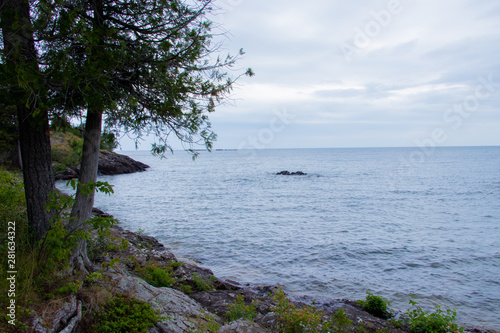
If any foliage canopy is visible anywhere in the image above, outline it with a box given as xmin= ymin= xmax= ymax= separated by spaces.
xmin=36 ymin=0 xmax=252 ymax=155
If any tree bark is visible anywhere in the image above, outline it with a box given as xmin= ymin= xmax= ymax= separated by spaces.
xmin=0 ymin=0 xmax=55 ymax=240
xmin=69 ymin=108 xmax=102 ymax=272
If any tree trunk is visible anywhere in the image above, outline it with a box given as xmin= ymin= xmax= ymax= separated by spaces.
xmin=0 ymin=0 xmax=55 ymax=240
xmin=67 ymin=0 xmax=108 ymax=273
xmin=18 ymin=104 xmax=55 ymax=239
xmin=69 ymin=108 xmax=102 ymax=272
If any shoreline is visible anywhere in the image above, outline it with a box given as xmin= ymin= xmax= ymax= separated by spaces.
xmin=95 ymin=211 xmax=497 ymax=333
xmin=50 ymin=151 xmax=498 ymax=332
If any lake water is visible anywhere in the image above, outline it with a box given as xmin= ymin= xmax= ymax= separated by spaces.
xmin=57 ymin=147 xmax=500 ymax=329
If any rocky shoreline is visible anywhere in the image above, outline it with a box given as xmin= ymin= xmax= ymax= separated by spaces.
xmin=30 ymin=209 xmax=497 ymax=333
xmin=41 ymin=152 xmax=498 ymax=332
xmin=54 ymin=150 xmax=150 ymax=180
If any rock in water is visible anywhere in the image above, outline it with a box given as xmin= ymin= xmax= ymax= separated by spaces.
xmin=276 ymin=170 xmax=307 ymax=176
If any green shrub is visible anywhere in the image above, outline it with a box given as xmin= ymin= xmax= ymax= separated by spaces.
xmin=225 ymin=295 xmax=257 ymax=322
xmin=93 ymin=296 xmax=162 ymax=333
xmin=180 ymin=284 xmax=192 ymax=294
xmin=272 ymin=287 xmax=352 ymax=333
xmin=144 ymin=264 xmax=176 ymax=288
xmin=404 ymin=299 xmax=464 ymax=333
xmin=131 ymin=260 xmax=179 ymax=288
xmin=330 ymin=308 xmax=353 ymax=331
xmin=87 ymin=231 xmax=128 ymax=262
xmin=357 ymin=291 xmax=391 ymax=319
xmin=193 ymin=312 xmax=220 ymax=333
xmin=192 ymin=273 xmax=215 ymax=291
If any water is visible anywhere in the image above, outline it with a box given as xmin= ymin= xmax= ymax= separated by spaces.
xmin=57 ymin=147 xmax=500 ymax=329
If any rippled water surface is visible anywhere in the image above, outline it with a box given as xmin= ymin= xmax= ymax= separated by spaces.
xmin=58 ymin=147 xmax=500 ymax=329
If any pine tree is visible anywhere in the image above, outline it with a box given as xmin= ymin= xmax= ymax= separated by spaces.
xmin=36 ymin=0 xmax=252 ymax=271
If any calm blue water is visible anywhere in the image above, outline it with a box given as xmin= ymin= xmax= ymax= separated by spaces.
xmin=57 ymin=147 xmax=500 ymax=329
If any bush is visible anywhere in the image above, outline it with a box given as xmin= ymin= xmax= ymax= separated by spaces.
xmin=93 ymin=295 xmax=162 ymax=333
xmin=144 ymin=263 xmax=176 ymax=288
xmin=357 ymin=291 xmax=391 ymax=319
xmin=130 ymin=260 xmax=179 ymax=288
xmin=272 ymin=287 xmax=352 ymax=333
xmin=404 ymin=299 xmax=464 ymax=333
xmin=225 ymin=295 xmax=257 ymax=322
xmin=192 ymin=273 xmax=216 ymax=291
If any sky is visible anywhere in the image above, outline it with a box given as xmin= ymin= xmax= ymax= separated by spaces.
xmin=121 ymin=0 xmax=500 ymax=150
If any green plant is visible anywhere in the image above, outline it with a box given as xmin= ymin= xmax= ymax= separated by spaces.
xmin=330 ymin=308 xmax=353 ymax=331
xmin=225 ymin=295 xmax=257 ymax=322
xmin=92 ymin=295 xmax=162 ymax=333
xmin=85 ymin=272 xmax=103 ymax=283
xmin=144 ymin=263 xmax=176 ymax=288
xmin=87 ymin=226 xmax=126 ymax=262
xmin=0 ymin=170 xmax=27 ymax=224
xmin=180 ymin=284 xmax=192 ymax=294
xmin=130 ymin=260 xmax=180 ymax=288
xmin=58 ymin=280 xmax=83 ymax=294
xmin=87 ymin=233 xmax=111 ymax=262
xmin=169 ymin=261 xmax=185 ymax=269
xmin=273 ymin=287 xmax=324 ymax=333
xmin=404 ymin=299 xmax=464 ymax=333
xmin=389 ymin=317 xmax=404 ymax=329
xmin=272 ymin=287 xmax=352 ymax=333
xmin=194 ymin=312 xmax=220 ymax=333
xmin=357 ymin=291 xmax=391 ymax=319
xmin=0 ymin=171 xmax=120 ymax=331
xmin=38 ymin=181 xmax=117 ymax=273
xmin=100 ymin=257 xmax=120 ymax=270
xmin=50 ymin=133 xmax=84 ymax=171
xmin=192 ymin=273 xmax=215 ymax=291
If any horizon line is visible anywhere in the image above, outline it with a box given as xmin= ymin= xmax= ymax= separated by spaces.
xmin=116 ymin=144 xmax=500 ymax=152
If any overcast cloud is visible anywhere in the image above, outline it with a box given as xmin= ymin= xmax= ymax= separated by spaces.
xmin=123 ymin=0 xmax=500 ymax=150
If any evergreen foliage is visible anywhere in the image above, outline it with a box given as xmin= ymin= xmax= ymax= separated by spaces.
xmin=36 ymin=0 xmax=253 ymax=155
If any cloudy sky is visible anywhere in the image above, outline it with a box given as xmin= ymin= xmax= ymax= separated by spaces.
xmin=124 ymin=0 xmax=500 ymax=150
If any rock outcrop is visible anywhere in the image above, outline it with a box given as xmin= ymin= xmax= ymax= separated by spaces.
xmin=97 ymin=150 xmax=149 ymax=175
xmin=109 ymin=272 xmax=219 ymax=333
xmin=54 ymin=150 xmax=149 ymax=180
